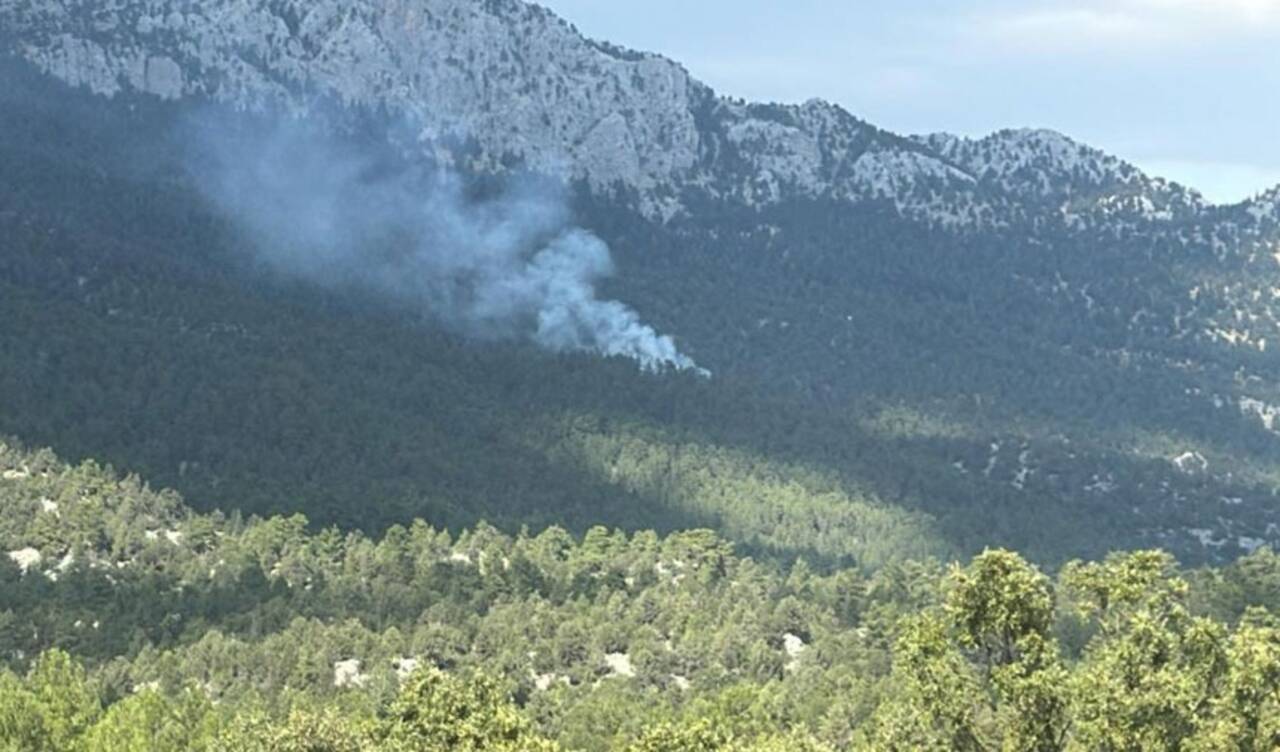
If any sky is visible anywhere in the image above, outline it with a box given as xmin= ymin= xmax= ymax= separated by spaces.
xmin=539 ymin=0 xmax=1280 ymax=204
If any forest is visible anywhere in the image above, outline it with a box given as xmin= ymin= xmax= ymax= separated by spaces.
xmin=1 ymin=58 xmax=1277 ymax=574
xmin=1 ymin=56 xmax=1279 ymax=750
xmin=2 ymin=439 xmax=1279 ymax=750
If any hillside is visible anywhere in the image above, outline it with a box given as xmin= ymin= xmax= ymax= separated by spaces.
xmin=2 ymin=0 xmax=1280 ymax=746
xmin=7 ymin=57 xmax=1280 ymax=568
xmin=0 ymin=36 xmax=1277 ymax=566
xmin=3 ymin=438 xmax=1280 ymax=749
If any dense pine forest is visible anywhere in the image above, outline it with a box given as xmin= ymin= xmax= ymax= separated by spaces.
xmin=2 ymin=61 xmax=1277 ymax=574
xmin=3 ymin=440 xmax=1279 ymax=749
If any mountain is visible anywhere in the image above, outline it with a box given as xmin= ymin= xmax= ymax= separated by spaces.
xmin=915 ymin=128 xmax=1207 ymax=225
xmin=4 ymin=1 xmax=1280 ymax=748
xmin=1 ymin=0 xmax=1280 ymax=570
xmin=6 ymin=0 xmax=1274 ymax=233
xmin=0 ymin=0 xmax=1147 ymax=229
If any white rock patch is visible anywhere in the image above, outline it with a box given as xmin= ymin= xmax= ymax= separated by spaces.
xmin=1188 ymin=528 xmax=1225 ymax=548
xmin=1085 ymin=474 xmax=1117 ymax=494
xmin=983 ymin=441 xmax=1001 ymax=478
xmin=1238 ymin=536 xmax=1266 ymax=553
xmin=1172 ymin=452 xmax=1208 ymax=474
xmin=783 ymin=632 xmax=808 ymax=671
xmin=604 ymin=652 xmax=634 ymax=678
xmin=333 ymin=659 xmax=367 ymax=688
xmin=531 ymin=672 xmax=569 ymax=691
xmin=1240 ymin=397 xmax=1280 ymax=433
xmin=7 ymin=548 xmax=41 ymax=573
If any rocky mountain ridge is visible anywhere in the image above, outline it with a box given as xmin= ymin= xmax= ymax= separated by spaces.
xmin=5 ymin=0 xmax=1272 ymax=230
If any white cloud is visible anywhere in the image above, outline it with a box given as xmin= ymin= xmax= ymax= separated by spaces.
xmin=1135 ymin=0 xmax=1280 ymax=21
xmin=978 ymin=0 xmax=1280 ymax=54
xmin=996 ymin=8 xmax=1146 ymax=37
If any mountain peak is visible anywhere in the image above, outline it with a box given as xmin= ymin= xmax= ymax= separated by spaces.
xmin=1243 ymin=185 xmax=1280 ymax=224
xmin=0 ymin=0 xmax=1217 ymax=231
xmin=920 ymin=127 xmax=1138 ymax=190
xmin=916 ymin=127 xmax=1205 ymax=223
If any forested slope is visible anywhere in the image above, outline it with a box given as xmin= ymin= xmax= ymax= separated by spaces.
xmin=2 ymin=440 xmax=1279 ymax=749
xmin=1 ymin=59 xmax=1277 ymax=569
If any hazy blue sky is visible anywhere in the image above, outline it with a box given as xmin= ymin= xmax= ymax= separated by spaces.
xmin=539 ymin=0 xmax=1280 ymax=204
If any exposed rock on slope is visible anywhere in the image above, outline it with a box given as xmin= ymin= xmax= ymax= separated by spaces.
xmin=0 ymin=0 xmax=1150 ymax=226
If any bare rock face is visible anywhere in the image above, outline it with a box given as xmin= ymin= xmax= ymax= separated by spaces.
xmin=0 ymin=0 xmax=999 ymax=224
xmin=604 ymin=651 xmax=634 ymax=678
xmin=332 ymin=658 xmax=366 ymax=688
xmin=915 ymin=128 xmax=1207 ymax=228
xmin=1 ymin=0 xmax=1272 ymax=231
xmin=7 ymin=547 xmax=42 ymax=573
xmin=2 ymin=0 xmax=703 ymax=196
xmin=140 ymin=54 xmax=183 ymax=98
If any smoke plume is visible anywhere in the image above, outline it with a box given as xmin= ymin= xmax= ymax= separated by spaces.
xmin=184 ymin=114 xmax=703 ymax=374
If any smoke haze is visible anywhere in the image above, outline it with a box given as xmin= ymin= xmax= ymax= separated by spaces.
xmin=185 ymin=114 xmax=703 ymax=374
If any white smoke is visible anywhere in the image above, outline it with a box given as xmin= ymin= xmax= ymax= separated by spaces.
xmin=185 ymin=114 xmax=704 ymax=374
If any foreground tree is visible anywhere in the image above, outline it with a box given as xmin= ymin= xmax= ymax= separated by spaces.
xmin=80 ymin=689 xmax=217 ymax=752
xmin=871 ymin=549 xmax=1280 ymax=751
xmin=1064 ymin=551 xmax=1227 ymax=750
xmin=868 ymin=549 xmax=1068 ymax=751
xmin=371 ymin=668 xmax=558 ymax=752
xmin=0 ymin=670 xmax=47 ymax=752
xmin=12 ymin=649 xmax=102 ymax=752
xmin=1185 ymin=610 xmax=1280 ymax=751
xmin=216 ymin=707 xmax=367 ymax=752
